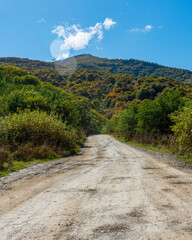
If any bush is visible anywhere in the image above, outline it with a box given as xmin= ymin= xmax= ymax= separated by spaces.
xmin=137 ymin=90 xmax=182 ymax=134
xmin=0 ymin=146 xmax=11 ymax=169
xmin=117 ymin=104 xmax=138 ymax=139
xmin=106 ymin=90 xmax=184 ymax=149
xmin=170 ymin=101 xmax=192 ymax=154
xmin=12 ymin=142 xmax=60 ymax=161
xmin=136 ymin=88 xmax=152 ymax=100
xmin=13 ymin=75 xmax=41 ymax=85
xmin=3 ymin=66 xmax=28 ymax=78
xmin=0 ymin=110 xmax=80 ymax=152
xmin=7 ymin=89 xmax=50 ymax=113
xmin=53 ymin=99 xmax=81 ymax=127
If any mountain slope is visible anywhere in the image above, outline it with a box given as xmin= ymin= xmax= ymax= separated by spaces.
xmin=0 ymin=56 xmax=191 ymax=117
xmin=62 ymin=54 xmax=192 ymax=82
xmin=62 ymin=69 xmax=192 ymax=117
xmin=0 ymin=54 xmax=192 ymax=82
xmin=0 ymin=57 xmax=63 ymax=86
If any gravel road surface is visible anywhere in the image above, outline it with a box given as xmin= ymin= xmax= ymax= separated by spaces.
xmin=0 ymin=135 xmax=192 ymax=240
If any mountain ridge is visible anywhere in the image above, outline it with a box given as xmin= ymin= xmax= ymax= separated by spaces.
xmin=0 ymin=54 xmax=192 ymax=82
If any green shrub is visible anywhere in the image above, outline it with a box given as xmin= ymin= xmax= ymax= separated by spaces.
xmin=53 ymin=99 xmax=81 ymax=127
xmin=7 ymin=89 xmax=50 ymax=113
xmin=117 ymin=104 xmax=138 ymax=139
xmin=12 ymin=142 xmax=60 ymax=161
xmin=0 ymin=110 xmax=80 ymax=151
xmin=137 ymin=90 xmax=182 ymax=134
xmin=13 ymin=75 xmax=41 ymax=85
xmin=0 ymin=146 xmax=11 ymax=169
xmin=170 ymin=101 xmax=192 ymax=154
xmin=3 ymin=66 xmax=28 ymax=78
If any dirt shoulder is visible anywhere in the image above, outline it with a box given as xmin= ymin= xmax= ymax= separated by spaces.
xmin=115 ymin=136 xmax=192 ymax=171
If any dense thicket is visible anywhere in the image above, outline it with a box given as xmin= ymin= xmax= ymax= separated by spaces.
xmin=170 ymin=97 xmax=192 ymax=154
xmin=103 ymin=91 xmax=192 ymax=157
xmin=61 ymin=69 xmax=192 ymax=117
xmin=0 ymin=65 xmax=106 ymax=168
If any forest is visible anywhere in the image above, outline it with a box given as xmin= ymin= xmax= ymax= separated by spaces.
xmin=0 ymin=65 xmax=106 ymax=171
xmin=0 ymin=56 xmax=191 ymax=174
xmin=103 ymin=90 xmax=192 ymax=158
xmin=1 ymin=54 xmax=192 ymax=83
xmin=61 ymin=69 xmax=192 ymax=118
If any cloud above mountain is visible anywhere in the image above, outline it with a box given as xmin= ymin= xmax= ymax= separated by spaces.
xmin=51 ymin=18 xmax=116 ymax=60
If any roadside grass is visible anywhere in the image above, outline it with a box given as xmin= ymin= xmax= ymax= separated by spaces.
xmin=114 ymin=135 xmax=192 ymax=164
xmin=180 ymin=155 xmax=192 ymax=163
xmin=0 ymin=157 xmax=62 ymax=178
xmin=0 ymin=147 xmax=77 ymax=178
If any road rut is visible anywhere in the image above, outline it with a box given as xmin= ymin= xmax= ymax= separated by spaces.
xmin=0 ymin=135 xmax=192 ymax=239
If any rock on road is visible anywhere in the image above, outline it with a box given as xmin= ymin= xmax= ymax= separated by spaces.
xmin=0 ymin=135 xmax=192 ymax=240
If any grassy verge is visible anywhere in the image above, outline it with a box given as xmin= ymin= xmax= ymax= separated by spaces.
xmin=0 ymin=158 xmax=55 ymax=178
xmin=0 ymin=148 xmax=79 ymax=178
xmin=113 ymin=134 xmax=192 ymax=164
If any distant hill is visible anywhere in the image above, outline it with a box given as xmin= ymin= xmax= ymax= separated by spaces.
xmin=0 ymin=55 xmax=192 ymax=82
xmin=61 ymin=69 xmax=192 ymax=117
xmin=0 ymin=57 xmax=63 ymax=86
xmin=71 ymin=54 xmax=192 ymax=82
xmin=0 ymin=55 xmax=192 ymax=117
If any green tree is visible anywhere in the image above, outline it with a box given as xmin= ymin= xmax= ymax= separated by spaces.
xmin=170 ymin=99 xmax=192 ymax=154
xmin=137 ymin=90 xmax=182 ymax=134
xmin=117 ymin=104 xmax=139 ymax=139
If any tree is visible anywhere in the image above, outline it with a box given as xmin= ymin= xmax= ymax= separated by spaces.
xmin=117 ymin=104 xmax=139 ymax=139
xmin=170 ymin=100 xmax=192 ymax=154
xmin=137 ymin=90 xmax=182 ymax=134
xmin=136 ymin=88 xmax=152 ymax=100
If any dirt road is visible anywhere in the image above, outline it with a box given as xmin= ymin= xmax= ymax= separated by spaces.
xmin=0 ymin=135 xmax=192 ymax=240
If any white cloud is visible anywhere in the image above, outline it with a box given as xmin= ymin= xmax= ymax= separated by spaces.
xmin=145 ymin=25 xmax=153 ymax=31
xmin=51 ymin=18 xmax=116 ymax=60
xmin=56 ymin=52 xmax=70 ymax=60
xmin=103 ymin=18 xmax=116 ymax=30
xmin=96 ymin=46 xmax=103 ymax=50
xmin=130 ymin=25 xmax=153 ymax=33
xmin=52 ymin=25 xmax=65 ymax=37
xmin=38 ymin=18 xmax=45 ymax=24
xmin=62 ymin=31 xmax=92 ymax=51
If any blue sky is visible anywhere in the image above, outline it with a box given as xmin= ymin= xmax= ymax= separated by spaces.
xmin=0 ymin=0 xmax=192 ymax=70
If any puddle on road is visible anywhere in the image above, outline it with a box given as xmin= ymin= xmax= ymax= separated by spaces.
xmin=161 ymin=204 xmax=174 ymax=210
xmin=183 ymin=226 xmax=192 ymax=233
xmin=129 ymin=210 xmax=145 ymax=218
xmin=60 ymin=188 xmax=97 ymax=194
xmin=112 ymin=176 xmax=131 ymax=181
xmin=162 ymin=188 xmax=172 ymax=192
xmin=164 ymin=175 xmax=179 ymax=179
xmin=172 ymin=181 xmax=192 ymax=185
xmin=94 ymin=224 xmax=129 ymax=233
xmin=142 ymin=167 xmax=160 ymax=170
xmin=0 ymin=188 xmax=11 ymax=191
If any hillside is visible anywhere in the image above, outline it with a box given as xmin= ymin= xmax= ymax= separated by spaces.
xmin=65 ymin=54 xmax=192 ymax=82
xmin=1 ymin=56 xmax=192 ymax=118
xmin=62 ymin=69 xmax=192 ymax=117
xmin=0 ymin=54 xmax=192 ymax=82
xmin=0 ymin=57 xmax=63 ymax=86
